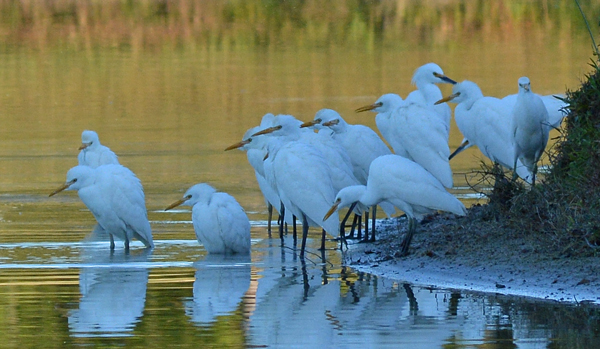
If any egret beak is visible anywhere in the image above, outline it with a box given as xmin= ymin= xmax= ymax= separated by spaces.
xmin=434 ymin=92 xmax=460 ymax=105
xmin=433 ymin=72 xmax=457 ymax=85
xmin=252 ymin=125 xmax=282 ymax=137
xmin=300 ymin=119 xmax=321 ymax=128
xmin=224 ymin=139 xmax=250 ymax=151
xmin=49 ymin=179 xmax=77 ymax=197
xmin=78 ymin=142 xmax=91 ymax=150
xmin=355 ymin=102 xmax=382 ymax=113
xmin=323 ymin=199 xmax=341 ymax=221
xmin=322 ymin=119 xmax=340 ymax=127
xmin=165 ymin=195 xmax=191 ymax=211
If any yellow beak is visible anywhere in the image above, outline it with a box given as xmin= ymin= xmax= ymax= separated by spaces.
xmin=224 ymin=139 xmax=250 ymax=151
xmin=252 ymin=125 xmax=282 ymax=137
xmin=434 ymin=92 xmax=460 ymax=105
xmin=323 ymin=199 xmax=341 ymax=221
xmin=355 ymin=102 xmax=381 ymax=113
xmin=49 ymin=179 xmax=76 ymax=197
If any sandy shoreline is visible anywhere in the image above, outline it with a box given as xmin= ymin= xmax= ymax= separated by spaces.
xmin=342 ymin=215 xmax=600 ymax=305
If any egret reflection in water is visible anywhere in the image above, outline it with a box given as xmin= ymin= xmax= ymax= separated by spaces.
xmin=185 ymin=254 xmax=252 ymax=325
xmin=68 ymin=247 xmax=151 ymax=337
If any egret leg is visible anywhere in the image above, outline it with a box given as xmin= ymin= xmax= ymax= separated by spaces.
xmin=512 ymin=157 xmax=519 ymax=182
xmin=399 ymin=217 xmax=417 ymax=256
xmin=124 ymin=236 xmax=130 ymax=252
xmin=320 ymin=229 xmax=326 ymax=251
xmin=340 ymin=202 xmax=357 ymax=238
xmin=369 ymin=205 xmax=377 ymax=242
xmin=110 ymin=234 xmax=115 ymax=251
xmin=279 ymin=202 xmax=285 ymax=241
xmin=348 ymin=214 xmax=359 ymax=239
xmin=363 ymin=211 xmax=369 ymax=241
xmin=357 ymin=214 xmax=362 ymax=239
xmin=293 ymin=216 xmax=297 ymax=246
xmin=300 ymin=214 xmax=309 ymax=259
xmin=267 ymin=203 xmax=273 ymax=235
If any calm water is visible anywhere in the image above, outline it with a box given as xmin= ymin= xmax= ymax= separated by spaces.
xmin=1 ymin=1 xmax=600 ymax=348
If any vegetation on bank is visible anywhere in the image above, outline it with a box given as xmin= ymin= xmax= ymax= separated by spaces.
xmin=461 ymin=56 xmax=600 ymax=257
xmin=0 ymin=0 xmax=597 ymax=51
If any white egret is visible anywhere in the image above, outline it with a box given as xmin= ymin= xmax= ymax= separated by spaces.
xmin=77 ymin=130 xmax=120 ymax=168
xmin=303 ymin=108 xmax=391 ymax=184
xmin=502 ymin=92 xmax=568 ymax=129
xmin=406 ymin=62 xmax=457 ymax=134
xmin=251 ymin=124 xmax=340 ymax=257
xmin=301 ymin=109 xmax=396 ymax=240
xmin=511 ymin=77 xmax=550 ymax=185
xmin=49 ymin=164 xmax=154 ymax=250
xmin=392 ymin=99 xmax=454 ymax=188
xmin=355 ymin=93 xmax=409 ymax=157
xmin=165 ymin=183 xmax=251 ymax=255
xmin=225 ymin=115 xmax=284 ymax=232
xmin=435 ymin=80 xmax=534 ymax=182
xmin=324 ymin=154 xmax=466 ymax=256
xmin=260 ymin=114 xmax=372 ymax=240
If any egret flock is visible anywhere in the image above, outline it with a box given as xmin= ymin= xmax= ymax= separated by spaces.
xmin=49 ymin=63 xmax=567 ymax=257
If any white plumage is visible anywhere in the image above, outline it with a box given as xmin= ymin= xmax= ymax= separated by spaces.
xmin=166 ymin=183 xmax=251 ymax=254
xmin=391 ymin=99 xmax=454 ymax=188
xmin=355 ymin=93 xmax=406 ymax=156
xmin=324 ymin=154 xmax=466 ymax=256
xmin=436 ymin=80 xmax=534 ymax=183
xmin=49 ymin=164 xmax=154 ymax=250
xmin=251 ymin=120 xmax=340 ymax=255
xmin=406 ymin=62 xmax=457 ymax=134
xmin=511 ymin=77 xmax=550 ymax=184
xmin=307 ymin=108 xmax=392 ymax=185
xmin=77 ymin=130 xmax=120 ymax=168
xmin=502 ymin=91 xmax=568 ymax=129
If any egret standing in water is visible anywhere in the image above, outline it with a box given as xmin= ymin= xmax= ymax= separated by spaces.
xmin=225 ymin=114 xmax=283 ymax=233
xmin=301 ymin=108 xmax=395 ymax=240
xmin=49 ymin=164 xmax=154 ymax=250
xmin=165 ymin=183 xmax=251 ymax=255
xmin=78 ymin=130 xmax=120 ymax=168
xmin=511 ymin=77 xmax=550 ymax=185
xmin=251 ymin=121 xmax=340 ymax=257
xmin=324 ymin=154 xmax=466 ymax=256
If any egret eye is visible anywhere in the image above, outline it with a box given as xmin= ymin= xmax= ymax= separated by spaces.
xmin=73 ymin=178 xmax=77 ymax=183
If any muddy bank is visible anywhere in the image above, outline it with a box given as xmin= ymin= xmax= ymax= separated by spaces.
xmin=342 ymin=212 xmax=600 ymax=304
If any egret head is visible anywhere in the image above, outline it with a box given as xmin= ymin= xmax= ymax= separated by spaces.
xmin=518 ymin=76 xmax=531 ymax=93
xmin=412 ymin=62 xmax=456 ymax=86
xmin=314 ymin=109 xmax=345 ymax=130
xmin=323 ymin=185 xmax=367 ymax=221
xmin=165 ymin=183 xmax=217 ymax=211
xmin=79 ymin=130 xmax=100 ymax=151
xmin=49 ymin=165 xmax=95 ymax=196
xmin=356 ymin=94 xmax=403 ymax=113
xmin=435 ymin=80 xmax=483 ymax=105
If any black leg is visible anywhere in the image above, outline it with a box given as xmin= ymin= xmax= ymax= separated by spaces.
xmin=300 ymin=213 xmax=309 ymax=259
xmin=363 ymin=211 xmax=369 ymax=241
xmin=267 ymin=203 xmax=273 ymax=235
xmin=279 ymin=202 xmax=285 ymax=241
xmin=293 ymin=215 xmax=297 ymax=246
xmin=370 ymin=205 xmax=377 ymax=242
